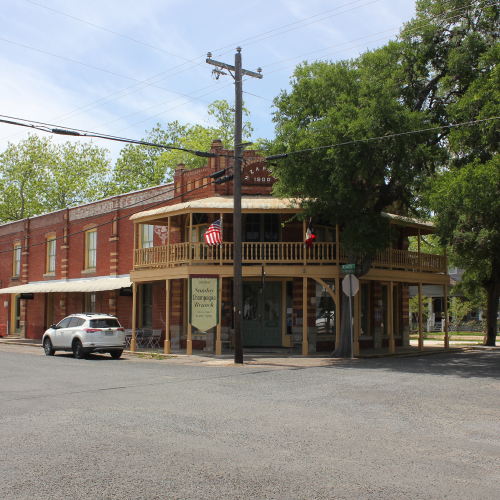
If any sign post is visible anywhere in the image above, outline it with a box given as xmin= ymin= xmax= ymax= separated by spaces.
xmin=342 ymin=267 xmax=359 ymax=359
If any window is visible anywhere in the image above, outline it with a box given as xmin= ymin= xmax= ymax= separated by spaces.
xmin=13 ymin=243 xmax=21 ymax=277
xmin=185 ymin=213 xmax=208 ymax=243
xmin=47 ymin=238 xmax=56 ymax=273
xmin=86 ymin=230 xmax=97 ymax=269
xmin=315 ymin=225 xmax=335 ymax=243
xmin=56 ymin=317 xmax=71 ymax=329
xmin=90 ymin=318 xmax=121 ymax=328
xmin=141 ymin=224 xmax=154 ymax=248
xmin=140 ymin=284 xmax=153 ymax=328
xmin=86 ymin=292 xmax=96 ymax=313
xmin=244 ymin=214 xmax=280 ymax=242
xmin=360 ymin=283 xmax=370 ymax=335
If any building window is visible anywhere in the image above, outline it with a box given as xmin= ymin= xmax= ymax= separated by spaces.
xmin=47 ymin=238 xmax=56 ymax=273
xmin=141 ymin=224 xmax=154 ymax=248
xmin=315 ymin=225 xmax=335 ymax=243
xmin=244 ymin=214 xmax=280 ymax=242
xmin=13 ymin=243 xmax=21 ymax=277
xmin=140 ymin=284 xmax=153 ymax=328
xmin=185 ymin=213 xmax=208 ymax=242
xmin=86 ymin=230 xmax=97 ymax=269
xmin=86 ymin=292 xmax=96 ymax=313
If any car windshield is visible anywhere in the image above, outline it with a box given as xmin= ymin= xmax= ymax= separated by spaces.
xmin=89 ymin=318 xmax=121 ymax=328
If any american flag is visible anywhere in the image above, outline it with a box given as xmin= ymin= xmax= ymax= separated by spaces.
xmin=204 ymin=218 xmax=222 ymax=246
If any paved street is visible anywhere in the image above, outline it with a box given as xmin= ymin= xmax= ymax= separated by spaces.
xmin=1 ymin=345 xmax=499 ymax=500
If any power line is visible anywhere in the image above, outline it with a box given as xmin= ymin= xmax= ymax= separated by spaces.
xmin=266 ymin=116 xmax=500 ymax=160
xmin=24 ymin=0 xmax=193 ymax=61
xmin=0 ymin=168 xmax=233 ymax=254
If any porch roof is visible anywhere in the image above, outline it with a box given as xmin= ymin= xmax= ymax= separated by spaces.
xmin=130 ymin=196 xmax=301 ymax=223
xmin=0 ymin=276 xmax=131 ymax=294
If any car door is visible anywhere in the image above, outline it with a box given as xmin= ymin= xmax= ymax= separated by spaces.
xmin=52 ymin=317 xmax=71 ymax=348
xmin=61 ymin=317 xmax=82 ymax=348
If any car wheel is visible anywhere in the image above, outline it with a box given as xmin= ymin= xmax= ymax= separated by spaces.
xmin=43 ymin=337 xmax=55 ymax=356
xmin=110 ymin=350 xmax=123 ymax=359
xmin=73 ymin=340 xmax=85 ymax=359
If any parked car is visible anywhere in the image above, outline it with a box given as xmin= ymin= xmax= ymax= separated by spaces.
xmin=42 ymin=313 xmax=126 ymax=359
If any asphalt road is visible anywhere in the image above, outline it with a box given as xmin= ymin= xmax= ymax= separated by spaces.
xmin=1 ymin=345 xmax=499 ymax=500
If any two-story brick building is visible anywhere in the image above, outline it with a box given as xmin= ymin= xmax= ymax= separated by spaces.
xmin=0 ymin=140 xmax=449 ymax=354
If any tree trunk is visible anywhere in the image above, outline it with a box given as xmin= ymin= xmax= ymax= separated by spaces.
xmin=484 ymin=262 xmax=500 ymax=346
xmin=331 ymin=253 xmax=372 ymax=358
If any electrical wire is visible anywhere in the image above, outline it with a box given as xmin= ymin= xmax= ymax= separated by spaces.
xmin=24 ymin=0 xmax=193 ymax=61
xmin=0 ymin=169 xmax=234 ymax=255
xmin=266 ymin=116 xmax=500 ymax=159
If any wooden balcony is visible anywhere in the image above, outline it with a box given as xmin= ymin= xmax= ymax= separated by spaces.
xmin=134 ymin=242 xmax=446 ymax=273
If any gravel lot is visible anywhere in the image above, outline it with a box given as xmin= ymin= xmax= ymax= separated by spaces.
xmin=1 ymin=344 xmax=499 ymax=500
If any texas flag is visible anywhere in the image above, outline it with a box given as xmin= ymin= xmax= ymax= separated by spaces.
xmin=305 ymin=219 xmax=316 ymax=248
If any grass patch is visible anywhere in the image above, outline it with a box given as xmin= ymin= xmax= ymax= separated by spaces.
xmin=137 ymin=352 xmax=173 ymax=360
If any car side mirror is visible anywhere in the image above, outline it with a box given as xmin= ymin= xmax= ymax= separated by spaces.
xmin=51 ymin=324 xmax=57 ymax=329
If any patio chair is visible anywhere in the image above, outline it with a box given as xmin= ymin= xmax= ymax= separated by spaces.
xmin=124 ymin=329 xmax=133 ymax=348
xmin=147 ymin=329 xmax=162 ymax=349
xmin=138 ymin=329 xmax=151 ymax=349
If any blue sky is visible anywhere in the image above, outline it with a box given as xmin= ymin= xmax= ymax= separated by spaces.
xmin=0 ymin=0 xmax=417 ymax=160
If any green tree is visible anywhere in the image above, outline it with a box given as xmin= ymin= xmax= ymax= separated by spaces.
xmin=409 ymin=294 xmax=431 ymax=330
xmin=111 ymin=100 xmax=254 ymax=193
xmin=448 ymin=297 xmax=473 ymax=331
xmin=270 ymin=0 xmax=499 ymax=356
xmin=0 ymin=135 xmax=112 ymax=222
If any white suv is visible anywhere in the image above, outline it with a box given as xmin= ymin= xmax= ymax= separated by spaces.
xmin=42 ymin=313 xmax=126 ymax=359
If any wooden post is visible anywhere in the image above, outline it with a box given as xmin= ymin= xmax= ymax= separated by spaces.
xmin=216 ymin=277 xmax=222 ymax=355
xmin=220 ymin=213 xmax=223 ymax=266
xmin=335 ymin=276 xmax=341 ymax=348
xmin=389 ymin=281 xmax=395 ymax=353
xmin=443 ymin=284 xmax=449 ymax=349
xmin=417 ymin=228 xmax=421 ymax=272
xmin=335 ymin=224 xmax=340 ymax=263
xmin=133 ymin=223 xmax=137 ymax=270
xmin=131 ymin=282 xmax=137 ymax=352
xmin=164 ymin=279 xmax=170 ymax=354
xmin=418 ymin=282 xmax=424 ymax=351
xmin=167 ymin=216 xmax=171 ymax=268
xmin=302 ymin=276 xmax=308 ymax=355
xmin=187 ymin=278 xmax=192 ymax=355
xmin=303 ymin=219 xmax=307 ymax=266
xmin=189 ymin=213 xmax=193 ymax=265
xmin=353 ymin=289 xmax=360 ymax=356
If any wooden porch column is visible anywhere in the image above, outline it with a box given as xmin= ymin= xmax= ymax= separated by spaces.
xmin=216 ymin=277 xmax=222 ymax=355
xmin=417 ymin=228 xmax=421 ymax=272
xmin=302 ymin=276 xmax=308 ymax=355
xmin=335 ymin=224 xmax=340 ymax=263
xmin=219 ymin=213 xmax=223 ymax=266
xmin=353 ymin=289 xmax=360 ymax=356
xmin=164 ymin=279 xmax=170 ymax=354
xmin=303 ymin=219 xmax=307 ymax=266
xmin=418 ymin=282 xmax=424 ymax=351
xmin=133 ymin=222 xmax=137 ymax=270
xmin=443 ymin=284 xmax=449 ymax=349
xmin=131 ymin=282 xmax=137 ymax=352
xmin=335 ymin=277 xmax=341 ymax=348
xmin=166 ymin=216 xmax=171 ymax=268
xmin=389 ymin=281 xmax=395 ymax=354
xmin=187 ymin=278 xmax=192 ymax=355
xmin=189 ymin=213 xmax=193 ymax=265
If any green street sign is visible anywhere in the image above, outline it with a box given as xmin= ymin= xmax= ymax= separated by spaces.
xmin=341 ymin=264 xmax=356 ymax=273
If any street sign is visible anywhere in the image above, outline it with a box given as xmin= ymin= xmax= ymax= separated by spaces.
xmin=341 ymin=264 xmax=356 ymax=274
xmin=342 ymin=275 xmax=359 ymax=296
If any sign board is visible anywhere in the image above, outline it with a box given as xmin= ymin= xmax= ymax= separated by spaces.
xmin=119 ymin=287 xmax=133 ymax=297
xmin=189 ymin=276 xmax=219 ymax=332
xmin=341 ymin=264 xmax=356 ymax=273
xmin=342 ymin=275 xmax=359 ymax=296
xmin=20 ymin=293 xmax=34 ymax=300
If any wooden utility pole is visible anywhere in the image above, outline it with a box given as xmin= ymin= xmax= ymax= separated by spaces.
xmin=206 ymin=48 xmax=262 ymax=364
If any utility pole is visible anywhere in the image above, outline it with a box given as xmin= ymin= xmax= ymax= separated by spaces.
xmin=206 ymin=48 xmax=262 ymax=364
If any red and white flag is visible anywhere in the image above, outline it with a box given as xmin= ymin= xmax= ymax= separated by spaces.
xmin=204 ymin=218 xmax=222 ymax=246
xmin=305 ymin=219 xmax=316 ymax=248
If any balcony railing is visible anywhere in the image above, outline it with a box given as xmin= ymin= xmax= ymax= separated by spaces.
xmin=134 ymin=242 xmax=446 ymax=273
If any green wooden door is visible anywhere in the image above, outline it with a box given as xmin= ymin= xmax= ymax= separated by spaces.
xmin=242 ymin=281 xmax=282 ymax=347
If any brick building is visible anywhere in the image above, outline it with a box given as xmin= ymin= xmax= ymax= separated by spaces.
xmin=0 ymin=140 xmax=449 ymax=354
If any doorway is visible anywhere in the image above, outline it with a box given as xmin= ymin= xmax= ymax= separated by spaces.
xmin=242 ymin=281 xmax=282 ymax=347
xmin=11 ymin=295 xmax=21 ymax=334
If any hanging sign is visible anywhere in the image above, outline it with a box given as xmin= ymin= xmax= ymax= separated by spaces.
xmin=189 ymin=275 xmax=219 ymax=332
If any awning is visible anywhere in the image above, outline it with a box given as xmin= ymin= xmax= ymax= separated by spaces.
xmin=0 ymin=277 xmax=132 ymax=294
